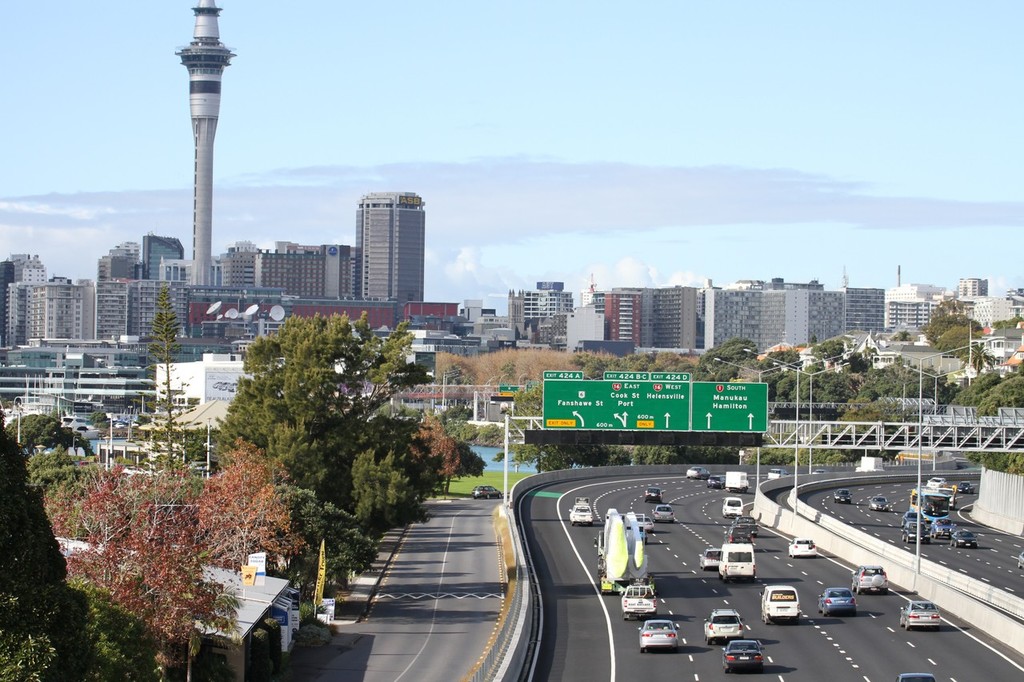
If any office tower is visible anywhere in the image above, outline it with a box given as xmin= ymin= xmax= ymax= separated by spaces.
xmin=95 ymin=280 xmax=130 ymax=341
xmin=0 ymin=261 xmax=13 ymax=346
xmin=97 ymin=242 xmax=141 ymax=281
xmin=603 ymin=288 xmax=654 ymax=346
xmin=356 ymin=192 xmax=425 ymax=304
xmin=142 ymin=235 xmax=185 ymax=280
xmin=254 ymin=242 xmax=354 ymax=298
xmin=127 ymin=280 xmax=189 ymax=338
xmin=8 ymin=254 xmax=46 ymax=283
xmin=651 ymin=286 xmax=699 ymax=350
xmin=177 ymin=0 xmax=234 ymax=286
xmin=221 ymin=241 xmax=259 ymax=287
xmin=843 ymin=287 xmax=885 ymax=333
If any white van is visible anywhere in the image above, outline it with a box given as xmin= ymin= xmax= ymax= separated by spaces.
xmin=719 ymin=543 xmax=756 ymax=582
xmin=761 ymin=585 xmax=800 ymax=623
xmin=722 ymin=497 xmax=744 ymax=519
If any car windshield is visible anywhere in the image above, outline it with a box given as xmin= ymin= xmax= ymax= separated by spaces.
xmin=729 ymin=642 xmax=758 ymax=651
xmin=712 ymin=615 xmax=739 ymax=624
xmin=959 ymin=531 xmax=974 ymax=538
xmin=863 ymin=568 xmax=883 ymax=575
xmin=647 ymin=622 xmax=672 ymax=631
xmin=705 ymin=550 xmax=721 ymax=558
xmin=827 ymin=589 xmax=850 ymax=598
xmin=913 ymin=602 xmax=936 ymax=610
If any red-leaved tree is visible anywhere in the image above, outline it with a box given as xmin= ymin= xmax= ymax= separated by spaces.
xmin=47 ymin=468 xmax=234 ymax=673
xmin=197 ymin=440 xmax=304 ymax=570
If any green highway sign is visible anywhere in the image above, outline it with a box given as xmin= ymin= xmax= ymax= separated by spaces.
xmin=543 ymin=379 xmax=690 ymax=431
xmin=498 ymin=384 xmax=521 ymax=395
xmin=689 ymin=381 xmax=768 ymax=432
xmin=650 ymin=372 xmax=691 ymax=382
xmin=543 ymin=370 xmax=584 ymax=380
xmin=603 ymin=371 xmax=650 ymax=381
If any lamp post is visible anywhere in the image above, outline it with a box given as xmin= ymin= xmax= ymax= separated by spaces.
xmin=206 ymin=419 xmax=213 ymax=479
xmin=912 ymin=343 xmax=973 ymax=575
xmin=13 ymin=396 xmax=23 ymax=454
xmin=772 ymin=359 xmax=802 ymax=517
xmin=805 ymin=356 xmax=848 ymax=475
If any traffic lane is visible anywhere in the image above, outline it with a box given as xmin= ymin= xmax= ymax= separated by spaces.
xmin=344 ymin=500 xmax=503 ymax=682
xmin=519 ymin=482 xmax=618 ymax=682
xmin=552 ymin=475 xmax=1024 ymax=680
xmin=802 ymin=482 xmax=1024 ymax=589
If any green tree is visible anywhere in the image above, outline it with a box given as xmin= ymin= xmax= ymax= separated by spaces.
xmin=148 ymin=284 xmax=184 ymax=468
xmin=26 ymin=447 xmax=90 ymax=494
xmin=0 ymin=409 xmax=92 ymax=681
xmin=71 ymin=581 xmax=160 ymax=681
xmin=219 ymin=314 xmax=430 ymax=515
xmin=922 ymin=299 xmax=978 ymax=346
xmin=6 ymin=413 xmax=90 ymax=457
xmin=976 ymin=373 xmax=1024 ymax=416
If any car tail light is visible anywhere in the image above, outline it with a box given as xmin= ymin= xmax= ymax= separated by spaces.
xmin=708 ymin=624 xmax=714 ymax=631
xmin=725 ymin=655 xmax=736 ymax=661
xmin=754 ymin=654 xmax=763 ymax=661
xmin=666 ymin=632 xmax=677 ymax=638
xmin=824 ymin=599 xmax=832 ymax=604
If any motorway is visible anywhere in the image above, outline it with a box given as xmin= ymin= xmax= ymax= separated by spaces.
xmin=518 ymin=474 xmax=1024 ymax=681
xmin=795 ymin=477 xmax=1024 ymax=597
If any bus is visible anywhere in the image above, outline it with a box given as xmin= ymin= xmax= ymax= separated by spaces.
xmin=909 ymin=488 xmax=952 ymax=522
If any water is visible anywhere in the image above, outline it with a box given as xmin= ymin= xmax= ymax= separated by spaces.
xmin=473 ymin=445 xmax=537 ymax=473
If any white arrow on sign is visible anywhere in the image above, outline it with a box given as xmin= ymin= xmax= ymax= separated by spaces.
xmin=663 ymin=412 xmax=671 ymax=429
xmin=706 ymin=412 xmax=713 ymax=429
xmin=748 ymin=413 xmax=755 ymax=429
xmin=614 ymin=412 xmax=628 ymax=427
xmin=573 ymin=411 xmax=585 ymax=428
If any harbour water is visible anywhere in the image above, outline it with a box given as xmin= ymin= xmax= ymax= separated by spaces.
xmin=472 ymin=445 xmax=537 ymax=473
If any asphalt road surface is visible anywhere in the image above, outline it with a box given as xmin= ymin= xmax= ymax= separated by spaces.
xmin=519 ymin=473 xmax=1024 ymax=682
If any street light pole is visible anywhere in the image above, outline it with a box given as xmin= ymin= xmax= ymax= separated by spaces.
xmin=206 ymin=419 xmax=212 ymax=479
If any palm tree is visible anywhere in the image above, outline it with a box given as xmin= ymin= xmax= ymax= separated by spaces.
xmin=968 ymin=342 xmax=996 ymax=376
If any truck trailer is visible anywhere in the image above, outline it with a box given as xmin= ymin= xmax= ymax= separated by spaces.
xmin=596 ymin=508 xmax=652 ymax=594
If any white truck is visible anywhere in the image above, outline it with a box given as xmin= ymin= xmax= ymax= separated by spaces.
xmin=569 ymin=497 xmax=594 ymax=526
xmin=855 ymin=456 xmax=885 ymax=472
xmin=596 ymin=508 xmax=651 ymax=595
xmin=621 ymin=583 xmax=658 ymax=620
xmin=725 ymin=471 xmax=749 ymax=493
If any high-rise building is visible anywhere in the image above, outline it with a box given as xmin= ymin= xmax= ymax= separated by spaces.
xmin=884 ymin=283 xmax=951 ymax=330
xmin=651 ymin=286 xmax=700 ymax=350
xmin=356 ymin=192 xmax=425 ymax=304
xmin=97 ymin=242 xmax=141 ymax=281
xmin=254 ymin=242 xmax=354 ymax=299
xmin=220 ymin=241 xmax=259 ymax=288
xmin=177 ymin=0 xmax=234 ymax=286
xmin=603 ymin=288 xmax=654 ymax=346
xmin=0 ymin=260 xmax=13 ymax=347
xmin=95 ymin=280 xmax=130 ymax=341
xmin=26 ymin=278 xmax=95 ymax=341
xmin=842 ymin=287 xmax=885 ymax=333
xmin=142 ymin=235 xmax=185 ymax=280
xmin=958 ymin=277 xmax=989 ymax=298
xmin=8 ymin=254 xmax=46 ymax=283
xmin=127 ymin=280 xmax=190 ymax=338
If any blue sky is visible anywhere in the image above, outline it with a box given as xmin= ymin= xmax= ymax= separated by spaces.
xmin=2 ymin=1 xmax=1021 ymax=312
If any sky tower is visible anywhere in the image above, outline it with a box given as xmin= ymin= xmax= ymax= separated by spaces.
xmin=177 ymin=1 xmax=234 ymax=286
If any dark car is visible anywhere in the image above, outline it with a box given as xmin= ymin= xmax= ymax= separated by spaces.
xmin=724 ymin=526 xmax=754 ymax=544
xmin=895 ymin=675 xmax=936 ymax=682
xmin=471 ymin=485 xmax=502 ymax=500
xmin=832 ymin=488 xmax=852 ymax=503
xmin=707 ymin=475 xmax=725 ymax=489
xmin=956 ymin=481 xmax=974 ymax=495
xmin=644 ymin=487 xmax=663 ymax=503
xmin=722 ymin=639 xmax=765 ymax=674
xmin=817 ymin=587 xmax=857 ymax=616
xmin=902 ymin=521 xmax=931 ymax=544
xmin=949 ymin=529 xmax=978 ymax=548
xmin=734 ymin=515 xmax=759 ymax=536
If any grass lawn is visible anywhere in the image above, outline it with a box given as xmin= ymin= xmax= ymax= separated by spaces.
xmin=441 ymin=470 xmax=535 ymax=498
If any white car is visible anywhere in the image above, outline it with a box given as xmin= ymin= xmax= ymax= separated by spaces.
xmin=569 ymin=504 xmax=594 ymax=526
xmin=633 ymin=513 xmax=654 ymax=534
xmin=788 ymin=538 xmax=818 ymax=558
xmin=767 ymin=468 xmax=789 ymax=479
xmin=926 ymin=476 xmax=947 ymax=489
xmin=699 ymin=547 xmax=722 ymax=570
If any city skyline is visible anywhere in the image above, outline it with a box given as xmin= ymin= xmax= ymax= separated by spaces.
xmin=2 ymin=2 xmax=1022 ymax=312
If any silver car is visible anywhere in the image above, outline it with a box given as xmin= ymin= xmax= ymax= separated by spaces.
xmin=638 ymin=619 xmax=679 ymax=652
xmin=899 ymin=601 xmax=942 ymax=631
xmin=868 ymin=496 xmax=891 ymax=511
xmin=699 ymin=547 xmax=722 ymax=571
xmin=851 ymin=565 xmax=888 ymax=594
xmin=651 ymin=504 xmax=675 ymax=523
xmin=704 ymin=608 xmax=744 ymax=644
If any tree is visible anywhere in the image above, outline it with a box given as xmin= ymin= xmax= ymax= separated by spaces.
xmin=26 ymin=446 xmax=90 ymax=494
xmin=921 ymin=299 xmax=977 ymax=346
xmin=976 ymin=373 xmax=1024 ymax=416
xmin=0 ymin=406 xmax=92 ymax=682
xmin=149 ymin=284 xmax=184 ymax=468
xmin=218 ymin=313 xmax=430 ymax=514
xmin=7 ymin=413 xmax=82 ymax=457
xmin=71 ymin=580 xmax=160 ymax=681
xmin=47 ymin=468 xmax=234 ymax=674
xmin=418 ymin=416 xmax=484 ymax=496
xmin=197 ymin=440 xmax=303 ymax=571
xmin=277 ymin=486 xmax=377 ymax=597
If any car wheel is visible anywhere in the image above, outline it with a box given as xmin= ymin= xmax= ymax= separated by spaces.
xmin=640 ymin=647 xmax=646 ymax=653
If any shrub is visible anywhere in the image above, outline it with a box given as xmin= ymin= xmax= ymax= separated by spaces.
xmin=294 ymin=623 xmax=332 ymax=647
xmin=249 ymin=629 xmax=272 ymax=682
xmin=260 ymin=617 xmax=282 ymax=673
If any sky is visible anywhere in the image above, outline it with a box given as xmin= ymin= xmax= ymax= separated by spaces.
xmin=2 ymin=1 xmax=1022 ymax=314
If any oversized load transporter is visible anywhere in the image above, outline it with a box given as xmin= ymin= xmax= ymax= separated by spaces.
xmin=595 ymin=508 xmax=652 ymax=595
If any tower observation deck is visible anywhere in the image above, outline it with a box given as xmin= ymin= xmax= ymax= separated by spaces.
xmin=177 ymin=1 xmax=234 ymax=286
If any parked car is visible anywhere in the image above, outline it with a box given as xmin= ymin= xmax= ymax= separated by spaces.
xmin=471 ymin=485 xmax=502 ymax=499
xmin=832 ymin=488 xmax=852 ymax=503
xmin=929 ymin=518 xmax=955 ymax=539
xmin=699 ymin=547 xmax=722 ymax=571
xmin=899 ymin=601 xmax=942 ymax=631
xmin=949 ymin=529 xmax=978 ymax=548
xmin=721 ymin=639 xmax=765 ymax=674
xmin=638 ymin=619 xmax=679 ymax=653
xmin=652 ymin=504 xmax=675 ymax=523
xmin=788 ymin=538 xmax=817 ymax=558
xmin=868 ymin=496 xmax=892 ymax=511
xmin=902 ymin=521 xmax=931 ymax=544
xmin=851 ymin=565 xmax=888 ymax=594
xmin=817 ymin=587 xmax=857 ymax=616
xmin=644 ymin=487 xmax=663 ymax=503
xmin=686 ymin=466 xmax=711 ymax=480
xmin=956 ymin=481 xmax=974 ymax=494
xmin=707 ymin=475 xmax=725 ymax=489
xmin=704 ymin=608 xmax=744 ymax=644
